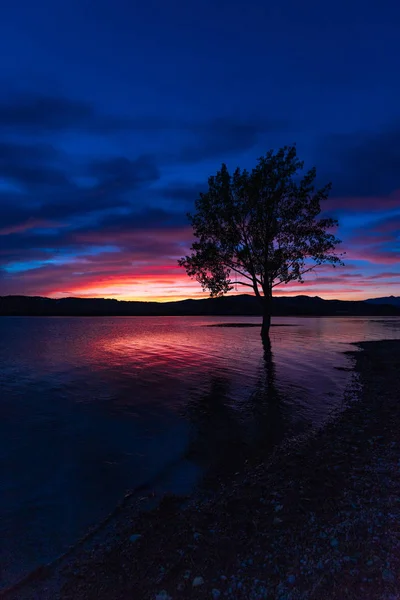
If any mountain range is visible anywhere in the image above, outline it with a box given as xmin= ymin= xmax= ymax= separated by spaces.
xmin=0 ymin=294 xmax=399 ymax=317
xmin=364 ymin=296 xmax=400 ymax=307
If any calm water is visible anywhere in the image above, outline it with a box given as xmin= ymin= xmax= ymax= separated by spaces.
xmin=1 ymin=316 xmax=399 ymax=588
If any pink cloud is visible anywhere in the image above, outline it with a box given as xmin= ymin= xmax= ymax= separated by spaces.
xmin=368 ymin=272 xmax=400 ymax=280
xmin=345 ymin=248 xmax=399 ymax=264
xmin=1 ymin=217 xmax=397 ymax=301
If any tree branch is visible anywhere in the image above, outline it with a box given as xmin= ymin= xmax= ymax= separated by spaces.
xmin=271 ymin=264 xmax=318 ymax=287
xmin=230 ymin=281 xmax=256 ymax=288
xmin=222 ymin=261 xmax=254 ymax=281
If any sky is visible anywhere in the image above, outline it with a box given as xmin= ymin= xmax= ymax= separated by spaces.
xmin=0 ymin=0 xmax=399 ymax=302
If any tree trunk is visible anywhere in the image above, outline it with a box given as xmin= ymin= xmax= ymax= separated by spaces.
xmin=261 ymin=298 xmax=271 ymax=337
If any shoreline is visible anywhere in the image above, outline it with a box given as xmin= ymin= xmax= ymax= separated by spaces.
xmin=3 ymin=339 xmax=400 ymax=600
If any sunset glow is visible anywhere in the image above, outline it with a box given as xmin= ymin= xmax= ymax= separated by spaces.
xmin=1 ymin=201 xmax=399 ymax=301
xmin=0 ymin=3 xmax=399 ymax=302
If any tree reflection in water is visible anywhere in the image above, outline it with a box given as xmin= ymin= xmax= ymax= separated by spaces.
xmin=246 ymin=336 xmax=288 ymax=452
xmin=185 ymin=337 xmax=299 ymax=478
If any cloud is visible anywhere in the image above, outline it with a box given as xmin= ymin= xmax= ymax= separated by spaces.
xmin=341 ymin=211 xmax=400 ymax=265
xmin=346 ymin=248 xmax=399 ymax=264
xmin=159 ymin=181 xmax=206 ymax=205
xmin=0 ymin=93 xmax=281 ymax=148
xmin=0 ymin=162 xmax=70 ymax=191
xmin=0 ymin=143 xmax=161 ymax=237
xmin=0 ymin=93 xmax=136 ymax=135
xmin=367 ymin=271 xmax=400 ymax=285
xmin=368 ymin=271 xmax=400 ymax=280
xmin=73 ymin=223 xmax=192 ymax=258
xmin=0 ymin=228 xmax=191 ymax=298
xmin=0 ymin=202 xmax=192 ymax=275
xmin=0 ymin=89 xmax=397 ymax=301
xmin=0 ymin=92 xmax=288 ymax=172
xmin=94 ymin=207 xmax=188 ymax=232
xmin=0 ymin=189 xmax=124 ymax=236
xmin=345 ymin=214 xmax=400 ymax=244
xmin=178 ymin=117 xmax=286 ymax=163
xmin=0 ymin=218 xmax=62 ymax=236
xmin=0 ymin=140 xmax=69 ymax=191
xmin=88 ymin=155 xmax=160 ymax=192
xmin=0 ymin=141 xmax=59 ymax=162
xmin=325 ymin=190 xmax=400 ymax=214
xmin=366 ymin=214 xmax=400 ymax=234
xmin=318 ymin=126 xmax=400 ymax=197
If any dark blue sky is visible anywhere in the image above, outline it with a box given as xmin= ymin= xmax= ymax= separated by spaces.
xmin=0 ymin=0 xmax=399 ymax=299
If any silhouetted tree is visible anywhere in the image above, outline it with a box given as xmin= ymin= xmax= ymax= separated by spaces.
xmin=178 ymin=146 xmax=343 ymax=336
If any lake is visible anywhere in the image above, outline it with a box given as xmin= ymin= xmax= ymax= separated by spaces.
xmin=1 ymin=315 xmax=399 ymax=589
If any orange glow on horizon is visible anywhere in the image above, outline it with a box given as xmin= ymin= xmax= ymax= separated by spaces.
xmin=49 ymin=275 xmax=399 ymax=303
xmin=42 ymin=256 xmax=399 ymax=303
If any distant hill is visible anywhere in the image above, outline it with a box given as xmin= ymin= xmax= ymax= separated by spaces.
xmin=1 ymin=294 xmax=400 ymax=317
xmin=365 ymin=296 xmax=400 ymax=307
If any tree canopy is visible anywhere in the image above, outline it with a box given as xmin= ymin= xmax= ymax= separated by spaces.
xmin=178 ymin=146 xmax=343 ymax=332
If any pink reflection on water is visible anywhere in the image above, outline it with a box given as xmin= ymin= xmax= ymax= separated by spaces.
xmin=1 ymin=315 xmax=400 ymax=588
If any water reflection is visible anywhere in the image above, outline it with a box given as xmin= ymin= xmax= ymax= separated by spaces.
xmin=246 ymin=337 xmax=290 ymax=451
xmin=185 ymin=337 xmax=308 ymax=476
xmin=1 ymin=316 xmax=400 ymax=588
xmin=185 ymin=375 xmax=247 ymax=470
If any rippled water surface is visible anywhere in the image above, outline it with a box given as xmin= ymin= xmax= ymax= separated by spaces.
xmin=1 ymin=315 xmax=399 ymax=587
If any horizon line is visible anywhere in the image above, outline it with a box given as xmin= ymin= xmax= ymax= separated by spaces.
xmin=1 ymin=292 xmax=397 ymax=303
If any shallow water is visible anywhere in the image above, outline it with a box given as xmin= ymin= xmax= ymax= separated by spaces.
xmin=1 ymin=315 xmax=399 ymax=588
